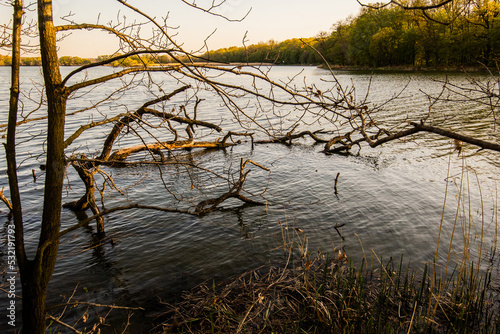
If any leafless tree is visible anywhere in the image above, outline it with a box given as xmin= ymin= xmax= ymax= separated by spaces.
xmin=0 ymin=0 xmax=351 ymax=332
xmin=356 ymin=0 xmax=472 ymax=11
xmin=356 ymin=0 xmax=475 ymax=24
xmin=2 ymin=0 xmax=500 ymax=332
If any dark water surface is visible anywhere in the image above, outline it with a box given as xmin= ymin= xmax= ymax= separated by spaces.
xmin=0 ymin=66 xmax=498 ymax=331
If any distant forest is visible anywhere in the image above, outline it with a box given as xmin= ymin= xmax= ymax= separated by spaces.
xmin=0 ymin=54 xmax=171 ymax=67
xmin=2 ymin=3 xmax=499 ymax=68
xmin=206 ymin=3 xmax=500 ymax=68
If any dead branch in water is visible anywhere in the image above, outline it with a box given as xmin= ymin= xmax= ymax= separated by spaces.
xmin=0 ymin=187 xmax=13 ymax=213
xmin=255 ymin=126 xmax=329 ymax=146
xmin=195 ymin=159 xmax=269 ymax=214
xmin=324 ymin=113 xmax=500 ymax=154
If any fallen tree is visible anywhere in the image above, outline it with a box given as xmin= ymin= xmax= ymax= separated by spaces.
xmin=62 ymin=85 xmax=261 ymax=236
xmin=1 ymin=0 xmax=499 ymax=332
xmin=323 ymin=116 xmax=500 ymax=155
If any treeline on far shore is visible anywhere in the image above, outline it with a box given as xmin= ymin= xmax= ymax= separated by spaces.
xmin=0 ymin=54 xmax=175 ymax=66
xmin=3 ymin=2 xmax=500 ymax=69
xmin=205 ymin=3 xmax=500 ymax=68
xmin=0 ymin=55 xmax=92 ymax=66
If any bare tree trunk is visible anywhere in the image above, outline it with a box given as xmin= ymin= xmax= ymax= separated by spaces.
xmin=4 ymin=0 xmax=38 ymax=332
xmin=17 ymin=1 xmax=68 ymax=333
xmin=6 ymin=0 xmax=26 ymax=261
xmin=20 ymin=265 xmax=47 ymax=333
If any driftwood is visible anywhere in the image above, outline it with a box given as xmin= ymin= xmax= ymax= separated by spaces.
xmin=324 ymin=114 xmax=500 ymax=154
xmin=255 ymin=126 xmax=329 ymax=146
xmin=109 ymin=140 xmax=235 ymax=161
xmin=63 ymin=87 xmax=258 ymax=236
xmin=109 ymin=132 xmax=254 ymax=161
xmin=0 ymin=187 xmax=13 ymax=214
xmin=195 ymin=159 xmax=268 ymax=214
xmin=63 ymin=160 xmax=105 ymax=236
xmin=58 ymin=159 xmax=268 ymax=240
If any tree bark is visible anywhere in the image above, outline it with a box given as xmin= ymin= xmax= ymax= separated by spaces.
xmin=20 ymin=264 xmax=47 ymax=333
xmin=18 ymin=1 xmax=68 ymax=333
xmin=6 ymin=0 xmax=27 ymax=267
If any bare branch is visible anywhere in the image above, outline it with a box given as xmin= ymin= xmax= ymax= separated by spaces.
xmin=64 ymin=113 xmax=126 ymax=148
xmin=327 ymin=115 xmax=500 ymax=154
xmin=0 ymin=187 xmax=13 ymax=212
xmin=356 ymin=0 xmax=454 ymax=11
xmin=61 ymin=50 xmax=177 ymax=87
xmin=180 ymin=0 xmax=252 ymax=22
xmin=116 ymin=0 xmax=184 ymax=53
xmin=55 ymin=23 xmax=135 ymax=47
xmin=65 ymin=63 xmax=181 ymax=93
xmin=96 ymin=85 xmax=190 ymax=161
xmin=255 ymin=130 xmax=329 ymax=145
xmin=142 ymin=108 xmax=223 ymax=132
xmin=407 ymin=122 xmax=500 ymax=152
xmin=46 ymin=314 xmax=82 ymax=334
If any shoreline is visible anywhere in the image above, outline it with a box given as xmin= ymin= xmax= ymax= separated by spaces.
xmin=0 ymin=62 xmax=492 ymax=73
xmin=317 ymin=64 xmax=492 ymax=73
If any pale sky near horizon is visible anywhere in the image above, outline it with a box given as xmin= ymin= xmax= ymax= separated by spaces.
xmin=1 ymin=0 xmax=362 ymax=57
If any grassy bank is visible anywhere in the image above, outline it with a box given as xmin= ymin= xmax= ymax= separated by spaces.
xmin=157 ymin=250 xmax=498 ymax=333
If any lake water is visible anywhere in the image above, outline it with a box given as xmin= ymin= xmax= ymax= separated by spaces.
xmin=0 ymin=66 xmax=498 ymax=331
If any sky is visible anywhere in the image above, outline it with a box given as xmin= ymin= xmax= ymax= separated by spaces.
xmin=1 ymin=0 xmax=362 ymax=57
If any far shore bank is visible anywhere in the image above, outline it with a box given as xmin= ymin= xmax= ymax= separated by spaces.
xmin=317 ymin=64 xmax=492 ymax=73
xmin=0 ymin=61 xmax=492 ymax=73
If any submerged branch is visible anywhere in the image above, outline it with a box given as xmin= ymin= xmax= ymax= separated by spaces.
xmin=108 ymin=139 xmax=238 ymax=161
xmin=59 ymin=204 xmax=193 ymax=238
xmin=255 ymin=130 xmax=329 ymax=145
xmin=0 ymin=187 xmax=13 ymax=212
xmin=406 ymin=122 xmax=500 ymax=152
xmin=59 ymin=160 xmax=266 ymax=236
xmin=325 ymin=116 xmax=500 ymax=154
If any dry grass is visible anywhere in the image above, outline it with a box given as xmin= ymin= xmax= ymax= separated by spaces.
xmin=157 ymin=249 xmax=498 ymax=333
